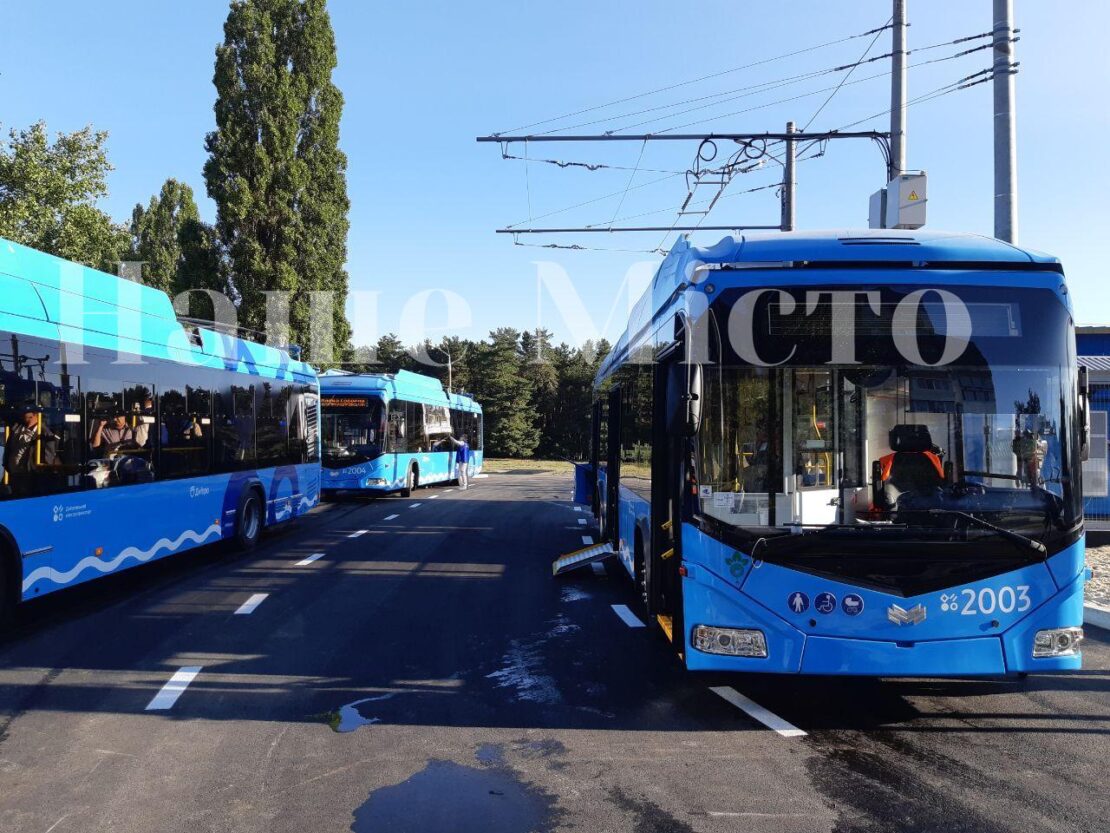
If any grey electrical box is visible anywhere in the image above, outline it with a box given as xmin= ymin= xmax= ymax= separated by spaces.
xmin=867 ymin=172 xmax=926 ymax=230
xmin=868 ymin=188 xmax=887 ymax=229
xmin=886 ymin=172 xmax=926 ymax=229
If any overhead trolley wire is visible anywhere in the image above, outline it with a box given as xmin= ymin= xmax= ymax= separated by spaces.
xmin=494 ymin=22 xmax=893 ymax=136
xmin=497 ymin=152 xmax=686 ymax=175
xmin=643 ymin=45 xmax=993 ymax=135
xmin=503 ymin=171 xmax=684 ymax=230
xmin=802 ymin=15 xmax=891 ymax=131
xmin=607 ymin=139 xmax=649 ymax=228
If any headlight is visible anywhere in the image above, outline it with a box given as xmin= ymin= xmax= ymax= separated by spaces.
xmin=692 ymin=625 xmax=767 ymax=658
xmin=1033 ymin=627 xmax=1083 ymax=658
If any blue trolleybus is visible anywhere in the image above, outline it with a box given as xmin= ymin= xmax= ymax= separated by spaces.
xmin=0 ymin=238 xmax=321 ymax=617
xmin=320 ymin=370 xmax=482 ymax=496
xmin=581 ymin=230 xmax=1090 ymax=676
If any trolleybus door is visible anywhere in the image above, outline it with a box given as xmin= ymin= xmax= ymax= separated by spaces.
xmin=606 ymin=386 xmax=621 ymax=547
xmin=648 ymin=354 xmax=684 ymax=646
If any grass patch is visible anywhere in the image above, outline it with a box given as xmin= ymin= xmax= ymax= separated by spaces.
xmin=481 ymin=458 xmax=576 ymax=475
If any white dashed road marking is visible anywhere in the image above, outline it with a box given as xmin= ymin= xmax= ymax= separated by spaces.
xmin=611 ymin=604 xmax=645 ymax=628
xmin=581 ymin=535 xmax=594 ymax=546
xmin=348 ymin=530 xmax=368 ymax=538
xmin=591 ymin=562 xmax=606 ymax=576
xmin=444 ymin=489 xmax=455 ymax=493
xmin=574 ymin=506 xmax=582 ymax=512
xmin=145 ymin=667 xmax=202 ymax=711
xmin=577 ymin=518 xmax=587 ymax=526
xmin=409 ymin=503 xmax=422 ymax=509
xmin=383 ymin=514 xmax=399 ymax=521
xmin=234 ymin=593 xmax=269 ymax=615
xmin=709 ymin=686 xmax=807 ymax=738
xmin=295 ymin=552 xmax=325 ymax=566
xmin=428 ymin=494 xmax=440 ymax=499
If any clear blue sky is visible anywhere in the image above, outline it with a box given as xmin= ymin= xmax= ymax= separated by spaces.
xmin=3 ymin=1 xmax=1108 ymax=349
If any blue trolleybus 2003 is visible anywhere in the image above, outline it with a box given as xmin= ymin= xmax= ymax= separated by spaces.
xmin=320 ymin=370 xmax=482 ymax=496
xmin=0 ymin=238 xmax=321 ymax=617
xmin=578 ymin=229 xmax=1091 ymax=676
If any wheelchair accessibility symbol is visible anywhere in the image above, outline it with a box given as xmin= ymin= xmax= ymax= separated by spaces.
xmin=815 ymin=592 xmax=837 ymax=614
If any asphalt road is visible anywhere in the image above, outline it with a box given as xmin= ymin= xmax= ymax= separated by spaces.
xmin=0 ymin=471 xmax=1107 ymax=833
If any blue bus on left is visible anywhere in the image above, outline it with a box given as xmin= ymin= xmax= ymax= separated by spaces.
xmin=0 ymin=238 xmax=321 ymax=616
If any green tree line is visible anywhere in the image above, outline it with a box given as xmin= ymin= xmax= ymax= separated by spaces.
xmin=364 ymin=330 xmax=610 ymax=460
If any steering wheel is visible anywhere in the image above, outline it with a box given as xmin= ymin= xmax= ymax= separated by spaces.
xmin=951 ymin=481 xmax=987 ymax=499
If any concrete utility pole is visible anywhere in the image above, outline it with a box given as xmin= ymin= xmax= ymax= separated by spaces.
xmin=993 ymin=0 xmax=1018 ymax=243
xmin=889 ymin=0 xmax=907 ymax=181
xmin=781 ymin=121 xmax=796 ymax=231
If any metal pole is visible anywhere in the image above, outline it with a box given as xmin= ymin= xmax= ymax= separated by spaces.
xmin=447 ymin=351 xmax=453 ymax=393
xmin=890 ymin=0 xmax=907 ymax=181
xmin=993 ymin=0 xmax=1018 ymax=242
xmin=781 ymin=121 xmax=796 ymax=231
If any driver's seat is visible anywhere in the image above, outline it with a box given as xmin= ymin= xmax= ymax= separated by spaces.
xmin=876 ymin=425 xmax=945 ymax=510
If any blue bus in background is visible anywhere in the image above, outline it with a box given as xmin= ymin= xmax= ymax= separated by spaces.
xmin=320 ymin=370 xmax=482 ymax=497
xmin=0 ymin=238 xmax=321 ymax=618
xmin=581 ymin=230 xmax=1089 ymax=676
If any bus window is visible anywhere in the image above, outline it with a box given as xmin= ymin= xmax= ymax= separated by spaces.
xmin=257 ymin=382 xmax=293 ymax=466
xmin=124 ymin=384 xmax=156 ymax=458
xmin=387 ymin=400 xmax=407 ymax=454
xmin=160 ymin=386 xmax=210 ymax=478
xmin=0 ymin=334 xmax=82 ymax=497
xmin=697 ymin=367 xmax=777 ymax=523
xmin=425 ymin=404 xmax=452 ymax=450
xmin=215 ymin=385 xmax=257 ymax=469
xmin=405 ymin=401 xmax=426 ymax=452
xmin=792 ymin=370 xmax=834 ymax=488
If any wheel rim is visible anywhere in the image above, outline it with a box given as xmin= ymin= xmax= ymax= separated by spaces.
xmin=243 ymin=499 xmax=260 ymax=540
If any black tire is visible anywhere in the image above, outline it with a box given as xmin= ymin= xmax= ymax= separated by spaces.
xmin=234 ymin=488 xmax=263 ymax=551
xmin=401 ymin=466 xmax=416 ymax=498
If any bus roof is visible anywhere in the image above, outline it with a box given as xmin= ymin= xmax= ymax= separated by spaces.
xmin=320 ymin=369 xmax=481 ymax=412
xmin=0 ymin=237 xmax=316 ymax=382
xmin=597 ymin=229 xmax=1065 ymax=384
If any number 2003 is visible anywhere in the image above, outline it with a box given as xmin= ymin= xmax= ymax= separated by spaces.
xmin=961 ymin=586 xmax=1031 ymax=615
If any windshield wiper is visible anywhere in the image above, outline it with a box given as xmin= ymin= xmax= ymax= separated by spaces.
xmin=926 ymin=509 xmax=1047 ymax=556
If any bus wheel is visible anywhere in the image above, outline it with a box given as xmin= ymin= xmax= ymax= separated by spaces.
xmin=235 ymin=489 xmax=263 ymax=551
xmin=401 ymin=466 xmax=416 ymax=498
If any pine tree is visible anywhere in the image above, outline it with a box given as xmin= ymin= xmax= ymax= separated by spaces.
xmin=369 ymin=334 xmax=415 ymax=374
xmin=204 ymin=0 xmax=351 ymax=362
xmin=127 ymin=178 xmax=223 ymax=298
xmin=468 ymin=328 xmax=540 ymax=458
xmin=0 ymin=122 xmax=129 ymax=270
xmin=520 ymin=328 xmax=559 ymax=455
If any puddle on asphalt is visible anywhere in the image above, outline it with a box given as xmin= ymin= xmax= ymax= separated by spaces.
xmin=351 ymin=759 xmax=556 ymax=833
xmin=560 ymin=586 xmax=590 ymax=602
xmin=327 ymin=693 xmax=396 ymax=733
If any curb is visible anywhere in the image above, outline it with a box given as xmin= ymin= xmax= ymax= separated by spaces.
xmin=1084 ymin=602 xmax=1110 ymax=633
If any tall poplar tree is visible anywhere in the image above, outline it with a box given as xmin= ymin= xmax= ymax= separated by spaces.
xmin=204 ymin=0 xmax=351 ymax=361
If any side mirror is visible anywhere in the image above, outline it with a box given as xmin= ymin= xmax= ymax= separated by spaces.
xmin=666 ymin=362 xmax=702 ymax=437
xmin=1079 ymin=365 xmax=1091 ymax=462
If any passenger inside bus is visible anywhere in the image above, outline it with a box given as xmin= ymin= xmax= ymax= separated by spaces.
xmin=132 ymin=396 xmax=157 ymax=449
xmin=3 ymin=406 xmax=60 ymax=496
xmin=90 ymin=411 xmax=136 ymax=453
